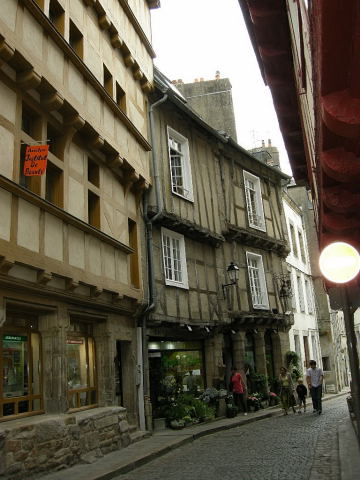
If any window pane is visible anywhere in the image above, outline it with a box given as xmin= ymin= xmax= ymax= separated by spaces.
xmin=2 ymin=334 xmax=29 ymax=398
xmin=31 ymin=333 xmax=41 ymax=395
xmin=67 ymin=337 xmax=88 ymax=390
xmin=88 ymin=338 xmax=95 ymax=388
xmin=171 ymin=237 xmax=182 ymax=283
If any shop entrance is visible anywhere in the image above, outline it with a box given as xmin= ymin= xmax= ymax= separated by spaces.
xmin=148 ymin=340 xmax=205 ymax=417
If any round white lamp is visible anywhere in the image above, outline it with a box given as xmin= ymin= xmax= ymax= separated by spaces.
xmin=319 ymin=242 xmax=360 ymax=283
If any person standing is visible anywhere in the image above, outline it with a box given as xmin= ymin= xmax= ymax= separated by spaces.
xmin=306 ymin=360 xmax=324 ymax=415
xmin=296 ymin=378 xmax=307 ymax=414
xmin=279 ymin=367 xmax=296 ymax=415
xmin=229 ymin=367 xmax=247 ymax=415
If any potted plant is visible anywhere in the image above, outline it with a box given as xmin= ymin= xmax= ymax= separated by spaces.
xmin=269 ymin=392 xmax=280 ymax=406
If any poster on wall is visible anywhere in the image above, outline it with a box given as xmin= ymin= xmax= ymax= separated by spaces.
xmin=23 ymin=144 xmax=49 ymax=176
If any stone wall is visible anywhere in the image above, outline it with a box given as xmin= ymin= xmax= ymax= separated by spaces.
xmin=0 ymin=407 xmax=131 ymax=479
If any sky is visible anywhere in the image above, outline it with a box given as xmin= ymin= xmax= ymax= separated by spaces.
xmin=150 ymin=0 xmax=293 ymax=176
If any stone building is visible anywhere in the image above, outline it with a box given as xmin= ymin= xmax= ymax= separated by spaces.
xmin=288 ymin=186 xmax=349 ymax=392
xmin=143 ymin=68 xmax=293 ymax=422
xmin=283 ymin=189 xmax=322 ymax=377
xmin=0 ymin=0 xmax=158 ymax=476
xmin=173 ymin=73 xmax=237 ymax=141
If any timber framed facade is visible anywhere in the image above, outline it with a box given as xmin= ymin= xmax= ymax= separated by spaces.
xmin=143 ymin=69 xmax=294 ymax=421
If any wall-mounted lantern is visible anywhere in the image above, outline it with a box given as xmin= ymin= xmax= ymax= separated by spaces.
xmin=222 ymin=262 xmax=239 ymax=298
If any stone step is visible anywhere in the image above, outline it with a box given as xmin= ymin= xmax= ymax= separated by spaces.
xmin=128 ymin=423 xmax=138 ymax=433
xmin=129 ymin=429 xmax=151 ymax=444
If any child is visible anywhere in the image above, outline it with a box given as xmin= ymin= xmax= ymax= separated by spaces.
xmin=296 ymin=378 xmax=307 ymax=414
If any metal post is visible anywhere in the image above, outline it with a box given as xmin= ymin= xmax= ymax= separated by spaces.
xmin=342 ymin=286 xmax=360 ymax=443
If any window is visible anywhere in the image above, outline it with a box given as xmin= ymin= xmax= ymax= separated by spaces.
xmin=289 ymin=223 xmax=298 ymax=257
xmin=311 ymin=333 xmax=318 ymax=364
xmin=67 ymin=321 xmax=97 ymax=410
xmin=1 ymin=314 xmax=43 ymax=421
xmin=88 ymin=158 xmax=100 ymax=187
xmin=297 ymin=274 xmax=305 ymax=312
xmin=294 ymin=334 xmax=302 ymax=367
xmin=304 ymin=279 xmax=314 ymax=314
xmin=246 ymin=252 xmax=269 ymax=309
xmin=49 ymin=0 xmax=65 ymax=35
xmin=167 ymin=127 xmax=193 ymax=201
xmin=47 ymin=123 xmax=63 ymax=159
xmin=20 ymin=103 xmax=42 ymax=195
xmin=103 ymin=64 xmax=113 ymax=97
xmin=161 ymin=227 xmax=188 ymax=289
xmin=303 ymin=336 xmax=310 ymax=367
xmin=322 ymin=356 xmax=330 ymax=372
xmin=128 ymin=219 xmax=139 ymax=288
xmin=69 ymin=20 xmax=83 ymax=59
xmin=116 ymin=82 xmax=126 ymax=113
xmin=88 ymin=191 xmax=100 ymax=228
xmin=243 ymin=171 xmax=266 ymax=231
xmin=298 ymin=230 xmax=306 ymax=263
xmin=45 ymin=161 xmax=63 ymax=207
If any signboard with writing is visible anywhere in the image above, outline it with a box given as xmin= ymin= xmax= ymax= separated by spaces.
xmin=23 ymin=144 xmax=49 ymax=176
xmin=3 ymin=335 xmax=27 ymax=342
xmin=67 ymin=338 xmax=84 ymax=345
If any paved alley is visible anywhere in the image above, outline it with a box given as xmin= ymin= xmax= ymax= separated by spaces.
xmin=116 ymin=396 xmax=348 ymax=480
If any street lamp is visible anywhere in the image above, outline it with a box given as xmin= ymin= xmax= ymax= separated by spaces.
xmin=319 ymin=241 xmax=360 ymax=442
xmin=222 ymin=262 xmax=239 ymax=298
xmin=319 ymin=242 xmax=360 ymax=283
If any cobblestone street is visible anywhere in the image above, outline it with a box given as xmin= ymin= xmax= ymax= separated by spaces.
xmin=116 ymin=396 xmax=348 ymax=480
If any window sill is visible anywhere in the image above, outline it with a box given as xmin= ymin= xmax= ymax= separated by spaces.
xmin=165 ymin=280 xmax=189 ymax=290
xmin=171 ymin=191 xmax=194 ymax=203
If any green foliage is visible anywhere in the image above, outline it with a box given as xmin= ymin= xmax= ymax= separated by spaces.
xmin=161 ymin=392 xmax=215 ymax=425
xmin=285 ymin=350 xmax=302 ymax=381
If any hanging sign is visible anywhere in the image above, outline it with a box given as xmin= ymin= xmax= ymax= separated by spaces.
xmin=23 ymin=144 xmax=49 ymax=176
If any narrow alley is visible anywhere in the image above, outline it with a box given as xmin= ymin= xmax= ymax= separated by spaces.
xmin=117 ymin=396 xmax=347 ymax=480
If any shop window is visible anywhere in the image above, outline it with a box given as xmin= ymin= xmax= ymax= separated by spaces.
xmin=45 ymin=161 xmax=63 ymax=207
xmin=167 ymin=127 xmax=194 ymax=201
xmin=148 ymin=340 xmax=205 ymax=414
xmin=103 ymin=64 xmax=113 ymax=97
xmin=116 ymin=82 xmax=126 ymax=113
xmin=245 ymin=332 xmax=256 ymax=373
xmin=67 ymin=322 xmax=97 ymax=411
xmin=88 ymin=158 xmax=100 ymax=187
xmin=69 ymin=20 xmax=83 ymax=59
xmin=128 ymin=218 xmax=139 ymax=288
xmin=0 ymin=315 xmax=43 ymax=421
xmin=243 ymin=170 xmax=266 ymax=231
xmin=49 ymin=0 xmax=65 ymax=35
xmin=88 ymin=190 xmax=100 ymax=228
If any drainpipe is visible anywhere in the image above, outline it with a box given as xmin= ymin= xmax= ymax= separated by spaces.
xmin=141 ymin=93 xmax=168 ymax=431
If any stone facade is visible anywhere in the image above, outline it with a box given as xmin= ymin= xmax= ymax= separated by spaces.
xmin=0 ymin=407 xmax=130 ymax=478
xmin=0 ymin=0 xmax=157 ymax=475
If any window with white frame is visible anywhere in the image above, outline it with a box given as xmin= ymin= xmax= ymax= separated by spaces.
xmin=243 ymin=171 xmax=266 ymax=231
xmin=304 ymin=278 xmax=314 ymax=314
xmin=297 ymin=274 xmax=305 ymax=312
xmin=246 ymin=252 xmax=269 ymax=309
xmin=289 ymin=222 xmax=298 ymax=257
xmin=167 ymin=127 xmax=193 ymax=201
xmin=298 ymin=229 xmax=307 ymax=264
xmin=161 ymin=228 xmax=189 ymax=289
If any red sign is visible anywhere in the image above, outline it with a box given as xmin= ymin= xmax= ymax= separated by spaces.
xmin=23 ymin=145 xmax=49 ymax=176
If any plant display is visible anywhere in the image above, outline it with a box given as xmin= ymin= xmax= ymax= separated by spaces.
xmin=285 ymin=350 xmax=302 ymax=381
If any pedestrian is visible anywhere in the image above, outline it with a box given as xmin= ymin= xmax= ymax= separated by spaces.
xmin=279 ymin=366 xmax=296 ymax=415
xmin=306 ymin=360 xmax=324 ymax=415
xmin=229 ymin=367 xmax=247 ymax=415
xmin=296 ymin=378 xmax=307 ymax=414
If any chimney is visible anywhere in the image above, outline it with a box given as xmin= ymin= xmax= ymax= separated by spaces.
xmin=200 ymin=77 xmax=204 ymax=82
xmin=268 ymin=138 xmax=272 ymax=147
xmin=177 ymin=79 xmax=183 ymax=84
xmin=194 ymin=78 xmax=199 ymax=82
xmin=262 ymin=139 xmax=265 ymax=147
xmin=171 ymin=80 xmax=177 ymax=84
xmin=215 ymin=70 xmax=220 ymax=80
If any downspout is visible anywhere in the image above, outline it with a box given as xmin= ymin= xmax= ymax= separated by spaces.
xmin=141 ymin=93 xmax=168 ymax=431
